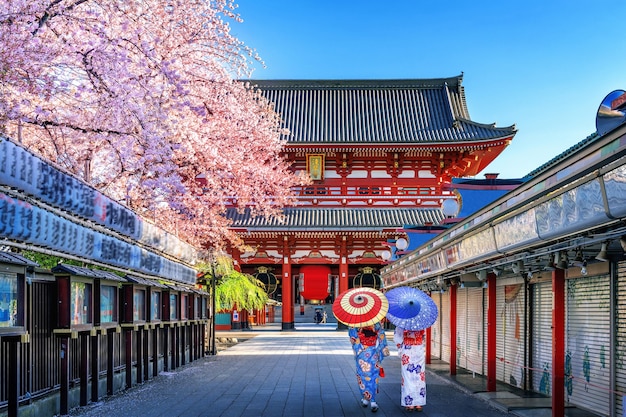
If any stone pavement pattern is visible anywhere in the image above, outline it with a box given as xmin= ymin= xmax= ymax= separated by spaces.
xmin=68 ymin=324 xmax=513 ymax=417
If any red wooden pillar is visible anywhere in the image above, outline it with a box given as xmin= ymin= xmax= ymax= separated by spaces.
xmin=281 ymin=236 xmax=294 ymax=330
xmin=552 ymin=268 xmax=565 ymax=416
xmin=339 ymin=236 xmax=349 ymax=294
xmin=425 ymin=326 xmax=432 ymax=364
xmin=449 ymin=284 xmax=457 ymax=375
xmin=231 ymin=248 xmax=242 ymax=272
xmin=487 ymin=272 xmax=497 ymax=391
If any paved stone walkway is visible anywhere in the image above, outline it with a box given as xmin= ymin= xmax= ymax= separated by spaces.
xmin=68 ymin=324 xmax=514 ymax=417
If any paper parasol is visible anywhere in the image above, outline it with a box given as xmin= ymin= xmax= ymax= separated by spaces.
xmin=385 ymin=286 xmax=438 ymax=330
xmin=332 ymin=287 xmax=388 ymax=327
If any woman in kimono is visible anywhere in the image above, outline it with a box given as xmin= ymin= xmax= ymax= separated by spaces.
xmin=348 ymin=321 xmax=389 ymax=413
xmin=394 ymin=327 xmax=426 ymax=411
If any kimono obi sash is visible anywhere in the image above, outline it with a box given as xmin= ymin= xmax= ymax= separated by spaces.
xmin=358 ymin=332 xmax=378 ymax=347
xmin=403 ymin=331 xmax=424 ymax=345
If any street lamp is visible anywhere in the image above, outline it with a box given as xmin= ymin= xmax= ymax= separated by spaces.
xmin=395 ymin=237 xmax=408 ymax=251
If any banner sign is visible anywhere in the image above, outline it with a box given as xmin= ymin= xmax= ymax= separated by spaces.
xmin=0 ymin=137 xmax=197 ymax=265
xmin=0 ymin=192 xmax=196 ymax=283
xmin=0 ymin=137 xmax=198 ymax=284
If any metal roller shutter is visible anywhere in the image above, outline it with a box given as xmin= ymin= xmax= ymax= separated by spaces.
xmin=466 ymin=287 xmax=485 ymax=375
xmin=457 ymin=287 xmax=468 ymax=369
xmin=441 ymin=291 xmax=451 ymax=363
xmin=616 ymin=261 xmax=626 ymax=415
xmin=530 ymin=280 xmax=552 ymax=396
xmin=429 ymin=291 xmax=443 ymax=359
xmin=565 ymin=274 xmax=610 ymax=415
xmin=496 ymin=281 xmax=526 ymax=388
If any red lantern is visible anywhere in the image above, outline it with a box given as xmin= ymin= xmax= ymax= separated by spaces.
xmin=299 ymin=265 xmax=331 ymax=301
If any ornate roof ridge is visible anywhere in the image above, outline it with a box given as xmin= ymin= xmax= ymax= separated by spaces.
xmin=455 ymin=117 xmax=517 ymax=133
xmin=246 ymin=75 xmax=463 ymax=90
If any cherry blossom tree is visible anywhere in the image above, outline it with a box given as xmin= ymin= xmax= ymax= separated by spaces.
xmin=0 ymin=0 xmax=306 ymax=249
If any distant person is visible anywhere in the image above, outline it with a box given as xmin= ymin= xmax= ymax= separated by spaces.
xmin=394 ymin=327 xmax=427 ymax=411
xmin=322 ymin=310 xmax=327 ymax=323
xmin=348 ymin=322 xmax=389 ymax=413
xmin=314 ymin=309 xmax=322 ymax=324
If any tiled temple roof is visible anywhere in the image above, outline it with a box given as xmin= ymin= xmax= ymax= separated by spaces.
xmin=226 ymin=207 xmax=444 ymax=231
xmin=249 ymin=75 xmax=516 ymax=145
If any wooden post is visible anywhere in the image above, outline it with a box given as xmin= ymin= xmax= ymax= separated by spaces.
xmin=107 ymin=330 xmax=114 ymax=395
xmin=125 ymin=329 xmax=133 ymax=389
xmin=91 ymin=333 xmax=99 ymax=402
xmin=152 ymin=327 xmax=159 ymax=377
xmin=163 ymin=327 xmax=169 ymax=372
xmin=171 ymin=326 xmax=177 ymax=370
xmin=7 ymin=340 xmax=19 ymax=417
xmin=60 ymin=336 xmax=69 ymax=415
xmin=200 ymin=322 xmax=206 ymax=358
xmin=143 ymin=327 xmax=149 ymax=381
xmin=180 ymin=324 xmax=186 ymax=366
xmin=80 ymin=333 xmax=88 ymax=406
xmin=136 ymin=328 xmax=143 ymax=384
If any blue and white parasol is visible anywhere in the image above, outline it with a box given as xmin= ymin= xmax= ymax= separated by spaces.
xmin=385 ymin=286 xmax=438 ymax=330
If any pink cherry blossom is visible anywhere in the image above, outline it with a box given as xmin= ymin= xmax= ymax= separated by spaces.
xmin=0 ymin=0 xmax=307 ymax=249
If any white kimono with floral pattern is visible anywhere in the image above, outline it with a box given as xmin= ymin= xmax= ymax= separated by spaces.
xmin=394 ymin=327 xmax=427 ymax=407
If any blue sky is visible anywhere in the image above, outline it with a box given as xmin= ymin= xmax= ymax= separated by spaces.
xmin=231 ymin=1 xmax=626 ymax=179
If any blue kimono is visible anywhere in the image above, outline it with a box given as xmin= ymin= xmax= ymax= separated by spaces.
xmin=348 ymin=322 xmax=389 ymax=402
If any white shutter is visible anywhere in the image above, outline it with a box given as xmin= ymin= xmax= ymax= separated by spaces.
xmin=429 ymin=291 xmax=443 ymax=359
xmin=565 ymin=274 xmax=610 ymax=415
xmin=496 ymin=282 xmax=526 ymax=388
xmin=457 ymin=287 xmax=468 ymax=369
xmin=530 ymin=280 xmax=552 ymax=396
xmin=441 ymin=291 xmax=451 ymax=363
xmin=616 ymin=261 xmax=626 ymax=415
xmin=466 ymin=287 xmax=485 ymax=375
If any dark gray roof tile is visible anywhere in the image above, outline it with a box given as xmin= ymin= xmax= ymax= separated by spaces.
xmin=249 ymin=76 xmax=516 ymax=145
xmin=226 ymin=208 xmax=444 ymax=231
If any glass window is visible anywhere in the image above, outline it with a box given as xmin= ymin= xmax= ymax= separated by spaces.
xmin=151 ymin=291 xmax=161 ymax=321
xmin=101 ymin=285 xmax=117 ymax=323
xmin=71 ymin=281 xmax=92 ymax=325
xmin=133 ymin=289 xmax=146 ymax=321
xmin=0 ymin=272 xmax=18 ymax=327
xmin=170 ymin=293 xmax=178 ymax=320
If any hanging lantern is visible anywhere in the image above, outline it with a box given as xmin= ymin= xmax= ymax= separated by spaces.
xmin=299 ymin=265 xmax=331 ymax=301
xmin=352 ymin=266 xmax=382 ymax=289
xmin=254 ymin=266 xmax=278 ymax=295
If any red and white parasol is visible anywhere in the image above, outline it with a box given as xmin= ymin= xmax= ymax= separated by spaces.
xmin=332 ymin=287 xmax=389 ymax=327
